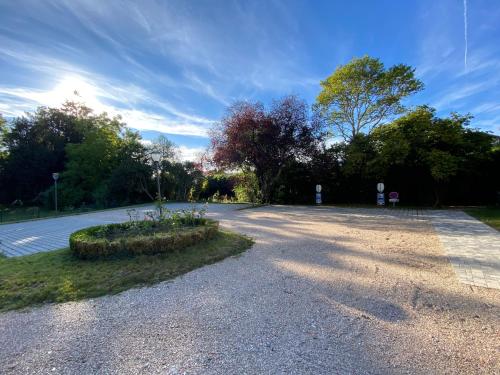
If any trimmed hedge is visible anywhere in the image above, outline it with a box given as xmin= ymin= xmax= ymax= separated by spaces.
xmin=70 ymin=219 xmax=219 ymax=259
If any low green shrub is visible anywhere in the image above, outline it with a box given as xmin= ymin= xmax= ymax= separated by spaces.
xmin=70 ymin=218 xmax=219 ymax=259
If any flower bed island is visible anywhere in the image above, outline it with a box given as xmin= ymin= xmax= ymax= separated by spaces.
xmin=70 ymin=217 xmax=219 ymax=259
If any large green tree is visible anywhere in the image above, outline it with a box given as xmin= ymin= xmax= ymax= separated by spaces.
xmin=372 ymin=106 xmax=497 ymax=206
xmin=106 ymin=130 xmax=154 ymax=204
xmin=316 ymin=56 xmax=423 ymax=141
xmin=0 ymin=103 xmax=91 ymax=203
xmin=58 ymin=113 xmax=123 ymax=207
xmin=149 ymin=135 xmax=178 ymax=200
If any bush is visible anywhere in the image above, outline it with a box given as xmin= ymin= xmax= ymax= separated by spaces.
xmin=233 ymin=171 xmax=261 ymax=203
xmin=41 ymin=183 xmax=86 ymax=210
xmin=199 ymin=173 xmax=235 ymax=200
xmin=70 ymin=218 xmax=219 ymax=259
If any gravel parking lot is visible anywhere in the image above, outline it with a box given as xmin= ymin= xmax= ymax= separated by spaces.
xmin=0 ymin=206 xmax=499 ymax=374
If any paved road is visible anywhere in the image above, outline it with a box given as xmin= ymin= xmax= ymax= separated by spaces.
xmin=0 ymin=203 xmax=247 ymax=257
xmin=0 ymin=206 xmax=498 ymax=374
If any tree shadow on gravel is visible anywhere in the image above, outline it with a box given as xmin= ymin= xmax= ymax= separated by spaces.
xmin=2 ymin=206 xmax=498 ymax=374
xmin=225 ymin=208 xmax=499 ymax=320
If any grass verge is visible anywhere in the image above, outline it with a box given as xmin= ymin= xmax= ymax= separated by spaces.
xmin=463 ymin=207 xmax=500 ymax=231
xmin=0 ymin=230 xmax=253 ymax=313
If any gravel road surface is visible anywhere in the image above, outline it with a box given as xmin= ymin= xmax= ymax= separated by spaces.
xmin=0 ymin=206 xmax=498 ymax=374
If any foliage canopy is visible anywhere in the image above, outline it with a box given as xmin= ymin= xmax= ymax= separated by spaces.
xmin=316 ymin=56 xmax=423 ymax=141
xmin=211 ymin=95 xmax=324 ymax=202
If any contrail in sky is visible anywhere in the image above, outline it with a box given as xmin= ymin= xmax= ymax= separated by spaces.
xmin=464 ymin=0 xmax=468 ymax=70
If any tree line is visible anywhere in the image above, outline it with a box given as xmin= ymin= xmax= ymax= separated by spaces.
xmin=210 ymin=56 xmax=499 ymax=206
xmin=1 ymin=56 xmax=499 ymax=209
xmin=0 ymin=102 xmax=219 ymax=210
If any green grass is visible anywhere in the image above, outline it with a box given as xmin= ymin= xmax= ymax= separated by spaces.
xmin=464 ymin=207 xmax=500 ymax=231
xmin=0 ymin=230 xmax=253 ymax=312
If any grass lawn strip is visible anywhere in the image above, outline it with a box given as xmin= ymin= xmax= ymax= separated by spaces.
xmin=0 ymin=230 xmax=253 ymax=312
xmin=464 ymin=207 xmax=500 ymax=231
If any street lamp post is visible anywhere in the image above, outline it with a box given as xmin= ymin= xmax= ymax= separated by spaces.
xmin=52 ymin=173 xmax=59 ymax=213
xmin=151 ymin=152 xmax=163 ymax=215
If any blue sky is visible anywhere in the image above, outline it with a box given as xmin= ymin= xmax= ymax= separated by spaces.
xmin=1 ymin=0 xmax=499 ymax=160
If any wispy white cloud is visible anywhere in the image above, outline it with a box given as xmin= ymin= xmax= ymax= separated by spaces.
xmin=463 ymin=0 xmax=468 ymax=70
xmin=139 ymin=140 xmax=205 ymax=162
xmin=122 ymin=110 xmax=209 ymax=137
xmin=0 ymin=72 xmax=213 ymax=137
xmin=473 ymin=115 xmax=500 ymax=132
xmin=0 ymin=0 xmax=322 ymax=125
xmin=1 ymin=0 xmax=498 ymax=138
xmin=412 ymin=0 xmax=500 ymax=133
xmin=469 ymin=102 xmax=500 ymax=115
xmin=431 ymin=80 xmax=497 ymax=109
xmin=454 ymin=49 xmax=500 ymax=79
xmin=181 ymin=71 xmax=230 ymax=106
xmin=177 ymin=145 xmax=206 ymax=162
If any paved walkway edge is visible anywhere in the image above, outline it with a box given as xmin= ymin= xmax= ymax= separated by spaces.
xmin=427 ymin=210 xmax=500 ymax=290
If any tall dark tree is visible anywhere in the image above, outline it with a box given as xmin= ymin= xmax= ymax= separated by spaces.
xmin=0 ymin=103 xmax=91 ymax=203
xmin=211 ymin=96 xmax=324 ymax=202
xmin=56 ymin=112 xmax=123 ymax=207
xmin=101 ymin=129 xmax=153 ymax=205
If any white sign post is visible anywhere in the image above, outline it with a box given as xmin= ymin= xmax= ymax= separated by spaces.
xmin=376 ymin=182 xmax=385 ymax=206
xmin=315 ymin=184 xmax=322 ymax=205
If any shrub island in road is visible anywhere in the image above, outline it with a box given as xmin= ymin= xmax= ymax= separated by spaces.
xmin=70 ymin=217 xmax=219 ymax=259
xmin=0 ymin=205 xmax=253 ymax=312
